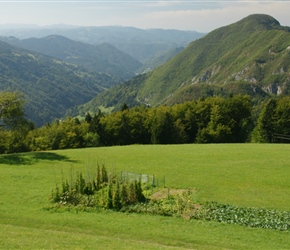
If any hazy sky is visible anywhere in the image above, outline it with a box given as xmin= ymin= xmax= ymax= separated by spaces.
xmin=0 ymin=1 xmax=289 ymax=32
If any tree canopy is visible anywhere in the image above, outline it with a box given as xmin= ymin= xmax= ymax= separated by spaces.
xmin=0 ymin=91 xmax=35 ymax=153
xmin=3 ymin=93 xmax=290 ymax=154
xmin=0 ymin=91 xmax=26 ymax=129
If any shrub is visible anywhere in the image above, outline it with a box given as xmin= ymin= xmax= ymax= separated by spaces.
xmin=50 ymin=164 xmax=147 ymax=210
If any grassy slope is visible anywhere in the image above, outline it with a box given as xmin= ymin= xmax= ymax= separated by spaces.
xmin=1 ymin=144 xmax=290 ymax=249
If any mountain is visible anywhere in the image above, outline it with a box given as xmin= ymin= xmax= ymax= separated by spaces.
xmin=0 ymin=40 xmax=116 ymax=126
xmin=71 ymin=14 xmax=290 ymax=115
xmin=0 ymin=35 xmax=142 ymax=83
xmin=0 ymin=26 xmax=204 ymax=65
xmin=136 ymin=47 xmax=185 ymax=74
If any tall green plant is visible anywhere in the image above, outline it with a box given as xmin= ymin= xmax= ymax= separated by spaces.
xmin=51 ymin=164 xmax=147 ymax=210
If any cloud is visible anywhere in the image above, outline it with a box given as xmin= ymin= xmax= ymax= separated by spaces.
xmin=0 ymin=1 xmax=289 ymax=32
xmin=140 ymin=1 xmax=290 ymax=31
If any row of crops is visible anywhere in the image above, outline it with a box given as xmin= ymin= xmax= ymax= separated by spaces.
xmin=192 ymin=202 xmax=290 ymax=231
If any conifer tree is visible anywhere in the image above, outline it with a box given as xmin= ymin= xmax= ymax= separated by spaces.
xmin=113 ymin=181 xmax=122 ymax=210
xmin=106 ymin=182 xmax=113 ymax=209
xmin=85 ymin=112 xmax=92 ymax=123
xmin=128 ymin=182 xmax=137 ymax=204
xmin=101 ymin=164 xmax=108 ymax=184
xmin=120 ymin=182 xmax=129 ymax=207
xmin=136 ymin=178 xmax=146 ymax=202
xmin=95 ymin=165 xmax=101 ymax=190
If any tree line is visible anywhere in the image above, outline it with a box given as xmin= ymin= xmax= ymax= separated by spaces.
xmin=1 ymin=91 xmax=290 ymax=154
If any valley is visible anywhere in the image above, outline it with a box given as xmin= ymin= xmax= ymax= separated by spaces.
xmin=0 ymin=26 xmax=203 ymax=126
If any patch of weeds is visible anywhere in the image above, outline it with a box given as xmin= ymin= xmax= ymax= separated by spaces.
xmin=191 ymin=201 xmax=290 ymax=231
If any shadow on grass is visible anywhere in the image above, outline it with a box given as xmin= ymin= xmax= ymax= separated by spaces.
xmin=0 ymin=151 xmax=78 ymax=165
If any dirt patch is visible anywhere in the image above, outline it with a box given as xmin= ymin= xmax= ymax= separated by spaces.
xmin=150 ymin=188 xmax=181 ymax=200
xmin=150 ymin=188 xmax=201 ymax=220
xmin=150 ymin=188 xmax=195 ymax=200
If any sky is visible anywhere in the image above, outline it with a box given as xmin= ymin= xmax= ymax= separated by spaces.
xmin=0 ymin=1 xmax=289 ymax=32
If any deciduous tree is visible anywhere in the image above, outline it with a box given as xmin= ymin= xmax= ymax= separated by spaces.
xmin=0 ymin=91 xmax=26 ymax=129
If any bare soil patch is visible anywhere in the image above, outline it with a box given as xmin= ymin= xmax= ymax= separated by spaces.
xmin=150 ymin=188 xmax=201 ymax=220
xmin=150 ymin=188 xmax=190 ymax=200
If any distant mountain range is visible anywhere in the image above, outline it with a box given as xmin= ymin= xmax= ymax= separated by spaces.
xmin=0 ymin=35 xmax=142 ymax=82
xmin=71 ymin=14 xmax=290 ymax=116
xmin=2 ymin=15 xmax=289 ymax=125
xmin=0 ymin=25 xmax=204 ymax=66
xmin=0 ymin=25 xmax=204 ymax=125
xmin=0 ymin=40 xmax=116 ymax=125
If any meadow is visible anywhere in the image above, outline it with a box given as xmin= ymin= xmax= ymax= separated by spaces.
xmin=1 ymin=144 xmax=290 ymax=249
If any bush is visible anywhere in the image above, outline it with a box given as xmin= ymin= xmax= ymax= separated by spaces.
xmin=50 ymin=164 xmax=147 ymax=211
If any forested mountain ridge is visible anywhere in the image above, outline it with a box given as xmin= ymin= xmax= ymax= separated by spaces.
xmin=0 ymin=35 xmax=142 ymax=82
xmin=0 ymin=40 xmax=116 ymax=126
xmin=74 ymin=14 xmax=290 ymax=115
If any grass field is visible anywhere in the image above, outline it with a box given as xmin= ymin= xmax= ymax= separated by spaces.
xmin=1 ymin=144 xmax=290 ymax=249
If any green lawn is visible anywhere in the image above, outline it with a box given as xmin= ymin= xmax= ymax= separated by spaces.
xmin=1 ymin=144 xmax=290 ymax=249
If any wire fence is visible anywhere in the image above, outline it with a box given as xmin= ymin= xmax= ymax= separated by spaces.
xmin=273 ymin=133 xmax=290 ymax=142
xmin=120 ymin=171 xmax=166 ymax=190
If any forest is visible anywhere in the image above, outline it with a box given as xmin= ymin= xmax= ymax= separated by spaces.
xmin=1 ymin=91 xmax=290 ymax=154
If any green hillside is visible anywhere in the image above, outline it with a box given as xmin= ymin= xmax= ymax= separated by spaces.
xmin=0 ymin=40 xmax=116 ymax=125
xmin=77 ymin=14 xmax=290 ymax=114
xmin=1 ymin=35 xmax=142 ymax=82
xmin=136 ymin=46 xmax=184 ymax=74
xmin=1 ymin=144 xmax=290 ymax=249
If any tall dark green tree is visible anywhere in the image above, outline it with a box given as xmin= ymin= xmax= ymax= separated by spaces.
xmin=121 ymin=103 xmax=129 ymax=111
xmin=149 ymin=107 xmax=177 ymax=144
xmin=113 ymin=180 xmax=122 ymax=210
xmin=85 ymin=112 xmax=92 ymax=123
xmin=274 ymin=97 xmax=290 ymax=141
xmin=252 ymin=98 xmax=277 ymax=142
xmin=120 ymin=183 xmax=129 ymax=207
xmin=224 ymin=95 xmax=252 ymax=142
xmin=106 ymin=182 xmax=113 ymax=209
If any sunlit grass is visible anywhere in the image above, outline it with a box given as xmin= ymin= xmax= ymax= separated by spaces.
xmin=1 ymin=144 xmax=290 ymax=249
